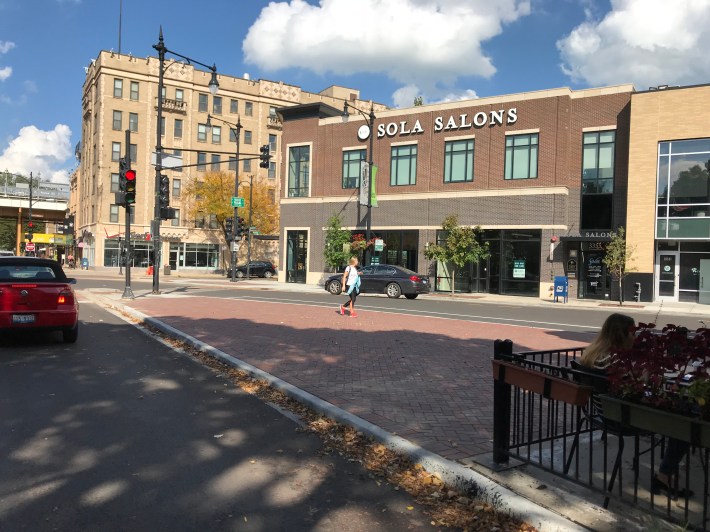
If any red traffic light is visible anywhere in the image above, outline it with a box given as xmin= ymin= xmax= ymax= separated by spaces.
xmin=125 ymin=169 xmax=136 ymax=181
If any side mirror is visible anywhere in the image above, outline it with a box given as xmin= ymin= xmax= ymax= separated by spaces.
xmin=66 ymin=278 xmax=77 ymax=284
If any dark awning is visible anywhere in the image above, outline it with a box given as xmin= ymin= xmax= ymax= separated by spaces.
xmin=560 ymin=235 xmax=612 ymax=242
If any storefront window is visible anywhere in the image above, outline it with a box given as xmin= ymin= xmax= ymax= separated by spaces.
xmin=288 ymin=145 xmax=310 ymax=197
xmin=581 ymin=131 xmax=615 ymax=230
xmin=504 ymin=134 xmax=538 ymax=180
xmin=342 ymin=149 xmax=365 ymax=189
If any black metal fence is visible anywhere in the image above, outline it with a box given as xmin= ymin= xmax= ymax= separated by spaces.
xmin=492 ymin=339 xmax=709 ymax=531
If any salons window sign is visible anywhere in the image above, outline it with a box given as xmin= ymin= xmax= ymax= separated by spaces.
xmin=376 ymin=108 xmax=518 ymax=139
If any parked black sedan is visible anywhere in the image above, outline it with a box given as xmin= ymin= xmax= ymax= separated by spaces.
xmin=324 ymin=264 xmax=430 ymax=299
xmin=226 ymin=261 xmax=277 ymax=279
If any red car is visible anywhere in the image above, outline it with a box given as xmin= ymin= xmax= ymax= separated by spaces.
xmin=0 ymin=257 xmax=79 ymax=343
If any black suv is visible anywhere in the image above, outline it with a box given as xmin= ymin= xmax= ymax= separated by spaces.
xmin=226 ymin=261 xmax=276 ymax=279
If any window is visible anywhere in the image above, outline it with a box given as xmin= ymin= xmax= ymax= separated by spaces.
xmin=212 ymin=96 xmax=222 ymax=115
xmin=390 ymin=144 xmax=417 ymax=186
xmin=243 ymin=159 xmax=251 ymax=171
xmin=581 ymin=131 xmax=615 ymax=230
xmin=111 ymin=142 xmax=121 ymax=162
xmin=268 ymin=161 xmax=276 ymax=179
xmin=110 ymin=173 xmax=119 ymax=192
xmin=288 ymin=145 xmax=310 ymax=197
xmin=112 ymin=110 xmax=122 ymax=130
xmin=268 ymin=188 xmax=276 ymax=204
xmin=504 ymin=133 xmax=538 ymax=180
xmin=230 ymin=99 xmax=238 ymax=114
xmin=174 ymin=119 xmax=183 ymax=138
xmin=130 ymin=81 xmax=139 ymax=100
xmin=245 ymin=101 xmax=253 ymax=116
xmin=130 ymin=144 xmax=137 ymax=163
xmin=343 ymin=149 xmax=366 ymax=188
xmin=110 ymin=204 xmax=119 ymax=223
xmin=444 ymin=139 xmax=474 ymax=182
xmin=198 ymin=93 xmax=208 ymax=113
xmin=197 ymin=152 xmax=206 ymax=171
xmin=211 ymin=154 xmax=220 ymax=170
xmin=228 ymin=157 xmax=237 ymax=171
xmin=244 ymin=130 xmax=252 ymax=145
xmin=172 ymin=178 xmax=181 ymax=199
xmin=197 ymin=124 xmax=207 ymax=142
xmin=269 ymin=106 xmax=277 ymax=117
xmin=161 ymin=86 xmax=166 ymax=100
xmin=175 ymin=88 xmax=184 ymax=102
xmin=229 ymin=129 xmax=238 ymax=143
xmin=269 ymin=134 xmax=277 ymax=151
xmin=160 ymin=116 xmax=165 ymax=137
xmin=113 ymin=78 xmax=123 ymax=98
xmin=211 ymin=125 xmax=221 ymax=144
xmin=129 ymin=113 xmax=138 ymax=132
xmin=171 ymin=209 xmax=180 ymax=227
xmin=173 ymin=149 xmax=182 ymax=172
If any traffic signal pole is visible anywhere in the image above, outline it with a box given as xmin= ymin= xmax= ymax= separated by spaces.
xmin=122 ymin=129 xmax=135 ymax=299
xmin=152 ymin=31 xmax=166 ymax=295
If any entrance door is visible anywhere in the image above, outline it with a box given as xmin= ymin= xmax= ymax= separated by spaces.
xmin=286 ymin=230 xmax=307 ymax=283
xmin=699 ymin=259 xmax=710 ymax=305
xmin=657 ymin=252 xmax=679 ymax=301
xmin=581 ymin=250 xmax=608 ymax=299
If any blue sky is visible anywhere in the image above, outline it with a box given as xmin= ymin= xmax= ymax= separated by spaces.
xmin=1 ymin=0 xmax=710 ymax=183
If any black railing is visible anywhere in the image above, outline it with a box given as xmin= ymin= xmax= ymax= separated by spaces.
xmin=492 ymin=340 xmax=709 ymax=531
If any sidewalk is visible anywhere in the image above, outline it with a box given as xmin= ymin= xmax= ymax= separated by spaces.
xmin=79 ymin=279 xmax=682 ymax=531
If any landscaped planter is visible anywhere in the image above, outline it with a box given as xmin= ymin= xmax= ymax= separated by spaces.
xmin=599 ymin=394 xmax=710 ymax=447
xmin=492 ymin=359 xmax=592 ymax=406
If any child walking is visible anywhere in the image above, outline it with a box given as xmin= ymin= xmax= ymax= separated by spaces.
xmin=339 ymin=257 xmax=361 ymax=318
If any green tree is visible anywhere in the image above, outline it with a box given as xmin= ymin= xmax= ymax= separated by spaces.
xmin=603 ymin=226 xmax=636 ymax=306
xmin=323 ymin=214 xmax=351 ymax=272
xmin=413 ymin=96 xmax=424 ymax=107
xmin=0 ymin=219 xmax=15 ymax=251
xmin=424 ymin=214 xmax=490 ymax=297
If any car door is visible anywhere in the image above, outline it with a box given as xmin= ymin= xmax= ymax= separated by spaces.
xmin=378 ymin=265 xmax=399 ymax=292
xmin=358 ymin=265 xmax=378 ymax=293
xmin=251 ymin=262 xmax=264 ymax=276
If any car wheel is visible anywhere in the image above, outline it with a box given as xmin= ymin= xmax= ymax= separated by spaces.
xmin=386 ymin=283 xmax=402 ymax=298
xmin=63 ymin=323 xmax=78 ymax=343
xmin=236 ymin=270 xmax=245 ymax=279
xmin=328 ymin=280 xmax=342 ymax=295
xmin=264 ymin=271 xmax=274 ymax=278
xmin=405 ymin=294 xmax=418 ymax=300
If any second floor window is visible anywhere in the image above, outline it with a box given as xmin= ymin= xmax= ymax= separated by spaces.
xmin=213 ymin=96 xmax=222 ymax=115
xmin=198 ymin=93 xmax=208 ymax=113
xmin=112 ymin=110 xmax=122 ymax=131
xmin=390 ymin=144 xmax=417 ymax=186
xmin=444 ymin=139 xmax=474 ymax=183
xmin=288 ymin=145 xmax=310 ymax=197
xmin=342 ymin=149 xmax=366 ymax=189
xmin=113 ymin=78 xmax=123 ymax=98
xmin=174 ymin=119 xmax=183 ymax=138
xmin=505 ymin=133 xmax=538 ymax=180
xmin=171 ymin=209 xmax=180 ymax=227
xmin=110 ymin=204 xmax=120 ymax=223
xmin=129 ymin=113 xmax=138 ymax=132
xmin=197 ymin=124 xmax=207 ymax=142
xmin=130 ymin=81 xmax=139 ymax=100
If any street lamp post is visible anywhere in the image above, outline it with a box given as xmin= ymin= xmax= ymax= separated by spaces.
xmin=206 ymin=114 xmax=242 ymax=282
xmin=152 ymin=27 xmax=218 ymax=294
xmin=236 ymin=176 xmax=254 ymax=280
xmin=342 ymin=102 xmax=376 ymax=266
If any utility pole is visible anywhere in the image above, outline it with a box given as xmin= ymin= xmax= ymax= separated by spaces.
xmin=122 ymin=129 xmax=134 ymax=299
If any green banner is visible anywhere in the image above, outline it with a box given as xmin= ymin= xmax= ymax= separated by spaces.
xmin=370 ymin=165 xmax=378 ymax=207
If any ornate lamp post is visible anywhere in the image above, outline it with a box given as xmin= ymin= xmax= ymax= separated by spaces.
xmin=152 ymin=27 xmax=218 ymax=294
xmin=342 ymin=102 xmax=376 ymax=265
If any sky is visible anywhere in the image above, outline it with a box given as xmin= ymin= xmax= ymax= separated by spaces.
xmin=2 ymin=0 xmax=710 ymax=184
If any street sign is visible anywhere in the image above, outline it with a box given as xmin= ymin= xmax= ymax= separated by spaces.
xmin=25 ymin=242 xmax=35 ymax=251
xmin=231 ymin=197 xmax=245 ymax=208
xmin=232 ymin=242 xmax=240 ymax=252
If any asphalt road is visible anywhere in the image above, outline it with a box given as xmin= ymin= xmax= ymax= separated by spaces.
xmin=0 ymin=300 xmax=437 ymax=531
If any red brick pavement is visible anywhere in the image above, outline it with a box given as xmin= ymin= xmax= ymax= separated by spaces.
xmin=126 ymin=296 xmax=591 ymax=462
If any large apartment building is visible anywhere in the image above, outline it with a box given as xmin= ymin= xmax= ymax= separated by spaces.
xmin=75 ymin=50 xmax=380 ymax=271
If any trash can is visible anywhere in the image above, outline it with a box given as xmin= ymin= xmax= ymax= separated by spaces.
xmin=163 ymin=265 xmax=171 ymax=276
xmin=81 ymin=258 xmax=89 ymax=270
xmin=554 ymin=276 xmax=568 ymax=303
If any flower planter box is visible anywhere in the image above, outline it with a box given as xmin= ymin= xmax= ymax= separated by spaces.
xmin=492 ymin=359 xmax=592 ymax=406
xmin=599 ymin=394 xmax=710 ymax=447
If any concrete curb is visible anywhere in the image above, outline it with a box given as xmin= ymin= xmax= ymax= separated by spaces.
xmin=86 ymin=291 xmax=586 ymax=532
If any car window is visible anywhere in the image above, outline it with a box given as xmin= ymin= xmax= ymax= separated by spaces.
xmin=0 ymin=265 xmax=58 ymax=281
xmin=360 ymin=266 xmax=377 ymax=275
xmin=380 ymin=266 xmax=397 ymax=275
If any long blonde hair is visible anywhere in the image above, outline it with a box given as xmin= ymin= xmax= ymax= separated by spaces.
xmin=580 ymin=313 xmax=635 ymax=368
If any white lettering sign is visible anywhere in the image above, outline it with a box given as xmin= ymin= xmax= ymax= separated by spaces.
xmin=378 ymin=108 xmax=518 ymax=139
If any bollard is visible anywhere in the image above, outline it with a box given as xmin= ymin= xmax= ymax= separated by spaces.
xmin=493 ymin=339 xmax=513 ymax=464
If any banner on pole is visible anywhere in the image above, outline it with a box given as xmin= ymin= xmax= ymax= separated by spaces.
xmin=370 ymin=165 xmax=378 ymax=207
xmin=359 ymin=161 xmax=369 ymax=206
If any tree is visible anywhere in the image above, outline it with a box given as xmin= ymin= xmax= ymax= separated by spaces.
xmin=0 ymin=219 xmax=15 ymax=251
xmin=323 ymin=214 xmax=351 ymax=272
xmin=603 ymin=226 xmax=636 ymax=306
xmin=424 ymin=214 xmax=490 ymax=297
xmin=184 ymin=171 xmax=279 ymax=238
xmin=413 ymin=96 xmax=424 ymax=107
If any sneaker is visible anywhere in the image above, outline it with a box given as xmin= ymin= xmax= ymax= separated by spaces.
xmin=339 ymin=305 xmax=345 ymax=315
xmin=350 ymin=312 xmax=358 ymax=318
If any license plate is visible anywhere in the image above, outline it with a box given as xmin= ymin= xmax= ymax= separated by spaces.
xmin=12 ymin=314 xmax=35 ymax=324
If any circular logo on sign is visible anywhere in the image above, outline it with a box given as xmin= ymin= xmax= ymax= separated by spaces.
xmin=663 ymin=265 xmax=671 ymax=272
xmin=357 ymin=125 xmax=371 ymax=141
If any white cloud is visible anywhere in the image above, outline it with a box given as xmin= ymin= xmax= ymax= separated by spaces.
xmin=0 ymin=124 xmax=73 ymax=183
xmin=557 ymin=0 xmax=710 ymax=89
xmin=0 ymin=66 xmax=11 ymax=81
xmin=243 ymin=0 xmax=530 ymax=99
xmin=0 ymin=41 xmax=15 ymax=54
xmin=392 ymin=84 xmax=478 ymax=108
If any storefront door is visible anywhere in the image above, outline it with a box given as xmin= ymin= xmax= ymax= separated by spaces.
xmin=657 ymin=252 xmax=679 ymax=301
xmin=286 ymin=230 xmax=307 ymax=283
xmin=581 ymin=250 xmax=608 ymax=299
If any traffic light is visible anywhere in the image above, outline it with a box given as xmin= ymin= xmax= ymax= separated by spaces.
xmin=124 ymin=167 xmax=136 ymax=205
xmin=225 ymin=217 xmax=233 ymax=240
xmin=25 ymin=220 xmax=34 ymax=241
xmin=119 ymin=157 xmax=128 ymax=192
xmin=236 ymin=217 xmax=246 ymax=238
xmin=259 ymin=144 xmax=271 ymax=168
xmin=159 ymin=174 xmax=170 ymax=209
